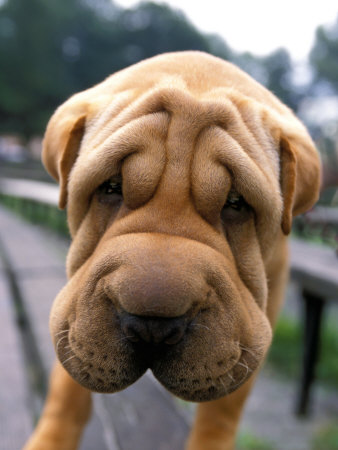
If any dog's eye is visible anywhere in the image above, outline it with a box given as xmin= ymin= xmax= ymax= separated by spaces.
xmin=99 ymin=178 xmax=122 ymax=196
xmin=223 ymin=191 xmax=247 ymax=211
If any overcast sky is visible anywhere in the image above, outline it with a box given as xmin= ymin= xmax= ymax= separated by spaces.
xmin=116 ymin=0 xmax=338 ymax=62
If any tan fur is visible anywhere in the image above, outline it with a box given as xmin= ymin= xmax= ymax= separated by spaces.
xmin=25 ymin=51 xmax=320 ymax=450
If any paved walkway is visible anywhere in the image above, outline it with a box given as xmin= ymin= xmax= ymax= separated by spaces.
xmin=0 ymin=205 xmax=337 ymax=450
xmin=0 ymin=233 xmax=32 ymax=450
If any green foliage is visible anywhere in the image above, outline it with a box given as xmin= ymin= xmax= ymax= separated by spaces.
xmin=0 ymin=194 xmax=69 ymax=237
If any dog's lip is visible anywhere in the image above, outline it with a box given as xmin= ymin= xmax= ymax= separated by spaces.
xmin=151 ymin=347 xmax=244 ymax=401
xmin=53 ymin=324 xmax=254 ymax=401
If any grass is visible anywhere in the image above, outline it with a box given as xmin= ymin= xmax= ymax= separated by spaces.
xmin=267 ymin=313 xmax=338 ymax=389
xmin=267 ymin=314 xmax=302 ymax=378
xmin=312 ymin=422 xmax=338 ymax=450
xmin=236 ymin=430 xmax=274 ymax=450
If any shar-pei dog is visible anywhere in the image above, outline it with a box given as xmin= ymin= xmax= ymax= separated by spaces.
xmin=25 ymin=51 xmax=320 ymax=450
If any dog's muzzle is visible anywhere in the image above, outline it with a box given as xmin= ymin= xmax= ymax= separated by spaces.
xmin=52 ymin=234 xmax=271 ymax=401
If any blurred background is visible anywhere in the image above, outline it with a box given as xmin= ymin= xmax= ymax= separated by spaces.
xmin=0 ymin=1 xmax=337 ymax=449
xmin=0 ymin=0 xmax=338 ymax=191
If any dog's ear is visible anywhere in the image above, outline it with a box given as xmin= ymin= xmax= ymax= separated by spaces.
xmin=279 ymin=132 xmax=321 ymax=235
xmin=42 ymin=98 xmax=87 ymax=209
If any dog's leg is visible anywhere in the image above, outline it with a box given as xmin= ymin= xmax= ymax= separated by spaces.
xmin=24 ymin=360 xmax=92 ymax=450
xmin=186 ymin=375 xmax=256 ymax=450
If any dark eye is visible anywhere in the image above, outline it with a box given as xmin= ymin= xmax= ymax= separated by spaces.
xmin=99 ymin=177 xmax=122 ymax=196
xmin=223 ymin=191 xmax=247 ymax=211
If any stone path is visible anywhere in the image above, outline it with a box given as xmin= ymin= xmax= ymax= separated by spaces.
xmin=0 ymin=204 xmax=337 ymax=450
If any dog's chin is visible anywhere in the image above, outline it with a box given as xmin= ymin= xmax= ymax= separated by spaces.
xmin=57 ymin=342 xmax=260 ymax=402
xmin=151 ymin=350 xmax=260 ymax=402
xmin=63 ymin=360 xmax=257 ymax=402
xmin=153 ymin=374 xmax=244 ymax=402
xmin=151 ymin=370 xmax=237 ymax=402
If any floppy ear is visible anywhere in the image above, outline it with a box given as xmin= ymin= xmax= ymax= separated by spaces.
xmin=42 ymin=99 xmax=87 ymax=209
xmin=280 ymin=133 xmax=321 ymax=235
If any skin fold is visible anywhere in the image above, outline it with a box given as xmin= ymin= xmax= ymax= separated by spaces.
xmin=24 ymin=51 xmax=320 ymax=450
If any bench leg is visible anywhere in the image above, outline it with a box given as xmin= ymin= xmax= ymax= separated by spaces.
xmin=24 ymin=360 xmax=92 ymax=450
xmin=296 ymin=289 xmax=325 ymax=416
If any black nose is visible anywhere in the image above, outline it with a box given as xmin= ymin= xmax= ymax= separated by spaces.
xmin=119 ymin=313 xmax=187 ymax=345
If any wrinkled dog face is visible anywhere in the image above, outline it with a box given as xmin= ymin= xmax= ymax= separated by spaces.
xmin=45 ymin=52 xmax=319 ymax=401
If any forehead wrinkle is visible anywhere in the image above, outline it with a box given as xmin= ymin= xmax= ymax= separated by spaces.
xmin=163 ymin=99 xmax=242 ymax=212
xmin=229 ymin=97 xmax=279 ymax=177
xmin=79 ymin=111 xmax=169 ymax=183
xmin=84 ymin=89 xmax=137 ymax=150
xmin=201 ymin=127 xmax=281 ymax=217
xmin=200 ymin=88 xmax=279 ymax=180
xmin=67 ymin=112 xmax=169 ymax=232
xmin=222 ymin=133 xmax=277 ymax=198
xmin=86 ymin=86 xmax=247 ymax=165
xmin=84 ymin=87 xmax=170 ymax=153
xmin=213 ymin=102 xmax=276 ymax=182
xmin=94 ymin=85 xmax=233 ymax=147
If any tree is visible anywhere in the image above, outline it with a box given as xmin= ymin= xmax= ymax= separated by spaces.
xmin=235 ymin=48 xmax=299 ymax=110
xmin=0 ymin=0 xmax=295 ymax=138
xmin=0 ymin=0 xmax=230 ymax=138
xmin=310 ymin=16 xmax=338 ymax=94
xmin=0 ymin=0 xmax=124 ymax=137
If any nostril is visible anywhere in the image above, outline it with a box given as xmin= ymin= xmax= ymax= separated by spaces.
xmin=120 ymin=317 xmax=150 ymax=343
xmin=119 ymin=313 xmax=187 ymax=345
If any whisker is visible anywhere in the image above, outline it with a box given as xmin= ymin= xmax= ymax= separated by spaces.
xmin=119 ymin=336 xmax=138 ymax=343
xmin=227 ymin=373 xmax=235 ymax=383
xmin=217 ymin=375 xmax=226 ymax=390
xmin=56 ymin=335 xmax=68 ymax=351
xmin=192 ymin=323 xmax=211 ymax=332
xmin=229 ymin=368 xmax=250 ymax=391
xmin=54 ymin=329 xmax=69 ymax=337
xmin=62 ymin=354 xmax=77 ymax=365
xmin=236 ymin=361 xmax=252 ymax=376
xmin=239 ymin=344 xmax=264 ymax=361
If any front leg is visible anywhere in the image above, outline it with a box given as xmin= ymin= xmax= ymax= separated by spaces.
xmin=186 ymin=375 xmax=256 ymax=450
xmin=24 ymin=361 xmax=92 ymax=450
